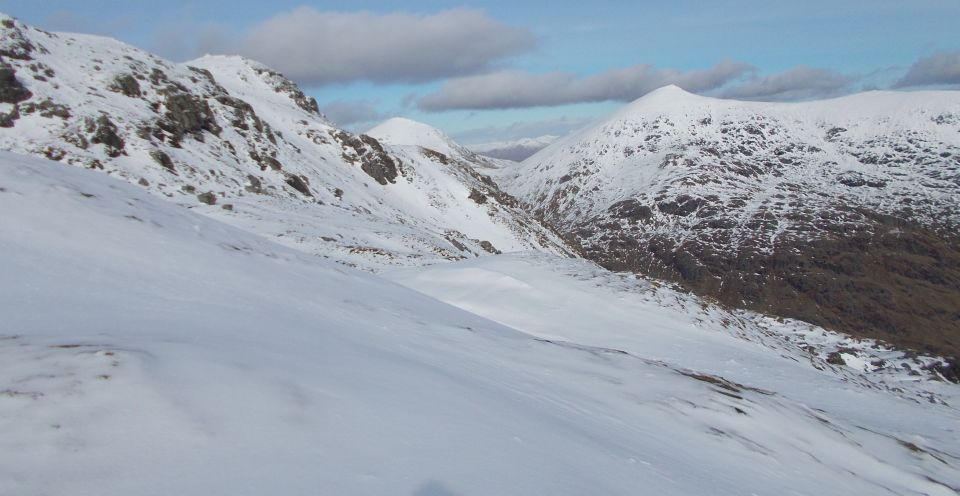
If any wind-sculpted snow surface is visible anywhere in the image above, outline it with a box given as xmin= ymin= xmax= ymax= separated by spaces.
xmin=2 ymin=152 xmax=959 ymax=495
xmin=501 ymin=85 xmax=960 ymax=357
xmin=0 ymin=14 xmax=570 ymax=270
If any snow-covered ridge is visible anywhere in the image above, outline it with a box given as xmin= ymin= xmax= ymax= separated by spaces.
xmin=3 ymin=151 xmax=959 ymax=495
xmin=0 ymin=13 xmax=571 ymax=270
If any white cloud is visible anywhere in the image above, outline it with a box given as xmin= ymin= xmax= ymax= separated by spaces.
xmin=417 ymin=60 xmax=754 ymax=111
xmin=894 ymin=51 xmax=960 ymax=88
xmin=320 ymin=100 xmax=388 ymax=127
xmin=719 ymin=66 xmax=856 ymax=100
xmin=237 ymin=7 xmax=535 ymax=86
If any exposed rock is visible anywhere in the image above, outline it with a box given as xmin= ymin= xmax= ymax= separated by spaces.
xmin=826 ymin=351 xmax=847 ymax=365
xmin=421 ymin=147 xmax=451 ymax=165
xmin=0 ymin=20 xmax=35 ymax=60
xmin=90 ymin=115 xmax=125 ymax=157
xmin=245 ymin=175 xmax=262 ymax=194
xmin=149 ymin=149 xmax=175 ymax=173
xmin=285 ymin=174 xmax=312 ymax=197
xmin=479 ymin=240 xmax=501 ymax=254
xmin=468 ymin=188 xmax=488 ymax=204
xmin=0 ymin=63 xmax=32 ymax=104
xmin=332 ymin=131 xmax=399 ymax=185
xmin=20 ymin=98 xmax=70 ymax=119
xmin=197 ymin=191 xmax=217 ymax=205
xmin=608 ymin=199 xmax=653 ymax=221
xmin=0 ymin=105 xmax=19 ymax=128
xmin=252 ymin=66 xmax=321 ymax=116
xmin=108 ymin=73 xmax=142 ymax=98
xmin=161 ymin=92 xmax=221 ymax=141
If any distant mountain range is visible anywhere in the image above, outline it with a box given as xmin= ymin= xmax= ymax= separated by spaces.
xmin=468 ymin=135 xmax=558 ymax=161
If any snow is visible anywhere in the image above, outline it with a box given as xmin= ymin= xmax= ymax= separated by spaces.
xmin=0 ymin=16 xmax=568 ymax=271
xmin=367 ymin=117 xmax=468 ymax=158
xmin=3 ymin=14 xmax=960 ymax=495
xmin=3 ymin=152 xmax=958 ymax=495
xmin=502 ymin=83 xmax=960 ymax=239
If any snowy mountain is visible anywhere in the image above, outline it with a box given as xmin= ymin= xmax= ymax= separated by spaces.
xmin=3 ymin=11 xmax=960 ymax=494
xmin=468 ymin=134 xmax=559 ymax=161
xmin=5 ymin=150 xmax=960 ymax=496
xmin=0 ymin=14 xmax=571 ymax=270
xmin=499 ymin=85 xmax=960 ymax=358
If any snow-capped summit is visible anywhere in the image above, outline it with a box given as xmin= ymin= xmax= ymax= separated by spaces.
xmin=500 ymin=88 xmax=960 ymax=357
xmin=368 ymin=117 xmax=473 ymax=159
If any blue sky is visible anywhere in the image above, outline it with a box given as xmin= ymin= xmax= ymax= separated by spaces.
xmin=2 ymin=1 xmax=959 ymax=143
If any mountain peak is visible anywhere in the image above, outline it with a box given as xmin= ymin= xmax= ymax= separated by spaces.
xmin=645 ymin=84 xmax=692 ymax=98
xmin=367 ymin=117 xmax=462 ymax=157
xmin=631 ymin=84 xmax=703 ymax=107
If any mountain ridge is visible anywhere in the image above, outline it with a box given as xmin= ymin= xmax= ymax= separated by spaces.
xmin=0 ymin=13 xmax=573 ymax=270
xmin=501 ymin=85 xmax=960 ymax=357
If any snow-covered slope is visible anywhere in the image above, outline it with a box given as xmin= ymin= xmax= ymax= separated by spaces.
xmin=368 ymin=117 xmax=474 ymax=159
xmin=5 ymin=151 xmax=960 ymax=496
xmin=500 ymin=85 xmax=960 ymax=357
xmin=0 ymin=14 xmax=570 ymax=270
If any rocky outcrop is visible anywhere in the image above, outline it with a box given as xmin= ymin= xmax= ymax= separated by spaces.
xmin=331 ymin=131 xmax=399 ymax=185
xmin=0 ymin=63 xmax=31 ymax=104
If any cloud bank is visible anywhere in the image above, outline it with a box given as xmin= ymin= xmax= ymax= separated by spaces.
xmin=719 ymin=66 xmax=855 ymax=101
xmin=417 ymin=60 xmax=754 ymax=111
xmin=894 ymin=51 xmax=960 ymax=88
xmin=417 ymin=61 xmax=868 ymax=110
xmin=320 ymin=100 xmax=388 ymax=127
xmin=238 ymin=7 xmax=535 ymax=86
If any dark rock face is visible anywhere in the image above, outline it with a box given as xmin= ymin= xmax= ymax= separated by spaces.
xmin=0 ymin=19 xmax=36 ymax=60
xmin=331 ymin=131 xmax=399 ymax=185
xmin=579 ymin=209 xmax=960 ymax=360
xmin=162 ymin=93 xmax=222 ymax=140
xmin=21 ymin=98 xmax=70 ymax=119
xmin=479 ymin=240 xmax=501 ymax=254
xmin=0 ymin=104 xmax=19 ymax=127
xmin=251 ymin=66 xmax=321 ymax=116
xmin=149 ymin=149 xmax=175 ymax=173
xmin=285 ymin=174 xmax=312 ymax=197
xmin=108 ymin=73 xmax=142 ymax=98
xmin=245 ymin=175 xmax=262 ymax=194
xmin=89 ymin=115 xmax=125 ymax=157
xmin=0 ymin=64 xmax=32 ymax=104
xmin=197 ymin=191 xmax=217 ymax=205
xmin=420 ymin=147 xmax=451 ymax=165
xmin=468 ymin=188 xmax=488 ymax=204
